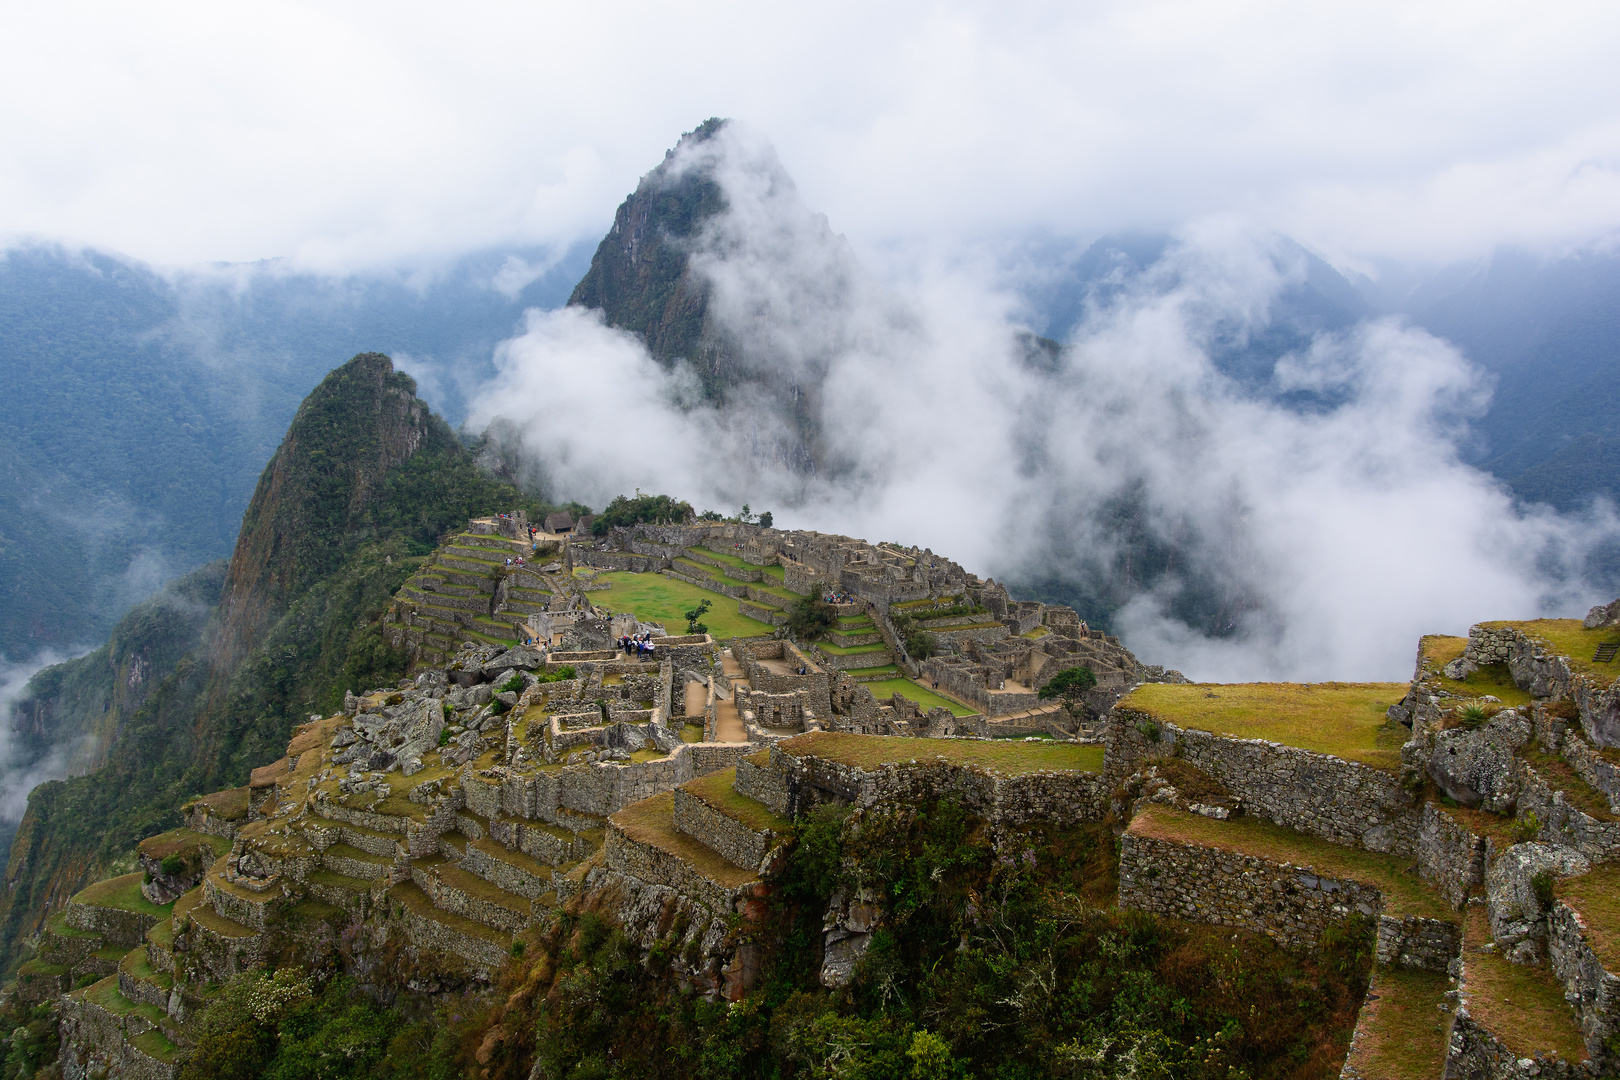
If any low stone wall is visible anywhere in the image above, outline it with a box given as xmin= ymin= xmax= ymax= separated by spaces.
xmin=1516 ymin=759 xmax=1620 ymax=864
xmin=773 ymin=745 xmax=1108 ymax=827
xmin=1119 ymin=833 xmax=1460 ymax=970
xmin=1119 ymin=833 xmax=1378 ymax=952
xmin=666 ymin=568 xmax=749 ymax=599
xmin=1417 ymin=802 xmax=1486 ymax=910
xmin=739 ymin=600 xmax=788 ymax=626
xmin=1562 ymin=735 xmax=1620 ymax=815
xmin=1549 ymin=899 xmax=1620 ymax=1066
xmin=1466 ymin=623 xmax=1620 ymax=750
xmin=1443 ymin=1009 xmax=1590 ymax=1080
xmin=577 ymin=550 xmax=667 ymax=574
xmin=58 ymin=986 xmax=181 ymax=1080
xmin=1107 ymin=712 xmax=1421 ymax=856
xmin=66 ymin=897 xmax=162 ymax=949
xmin=602 ymin=822 xmax=750 ymax=918
xmin=736 ymin=758 xmax=790 ymax=817
xmin=673 ymin=789 xmax=775 ymax=871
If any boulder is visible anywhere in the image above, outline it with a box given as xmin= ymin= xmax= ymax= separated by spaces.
xmin=483 ymin=646 xmax=543 ymax=677
xmin=1426 ymin=710 xmax=1532 ymax=812
xmin=1584 ymin=598 xmax=1620 ymax=629
xmin=1485 ymin=841 xmax=1589 ymax=963
xmin=1442 ymin=657 xmax=1478 ymax=680
xmin=449 ymin=666 xmax=485 ymax=688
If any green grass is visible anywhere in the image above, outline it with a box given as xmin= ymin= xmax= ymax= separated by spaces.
xmin=1122 ymin=682 xmax=1410 ymax=771
xmin=593 ymin=572 xmax=774 ymax=639
xmin=682 ymin=768 xmax=792 ymax=833
xmin=1340 ymin=967 xmax=1453 ymax=1080
xmin=1440 ymin=663 xmax=1535 ymax=708
xmin=71 ymin=873 xmax=174 ymax=918
xmin=1021 ymin=626 xmax=1051 ymax=639
xmin=817 ymin=640 xmax=890 ymax=656
xmin=866 ymin=678 xmax=978 ymax=717
xmin=130 ymin=1027 xmax=180 ymax=1063
xmin=137 ymin=827 xmax=231 ymax=861
xmin=1129 ymin=805 xmax=1453 ymax=921
xmin=1557 ymin=866 xmax=1620 ymax=971
xmin=779 ymin=731 xmax=1104 ymax=775
xmin=844 ymin=665 xmax=900 ymax=678
xmin=1519 ymin=744 xmax=1618 ymax=821
xmin=1461 ymin=905 xmax=1586 ymax=1061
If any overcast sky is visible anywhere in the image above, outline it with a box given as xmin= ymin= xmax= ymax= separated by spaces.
xmin=3 ymin=0 xmax=1618 ymax=273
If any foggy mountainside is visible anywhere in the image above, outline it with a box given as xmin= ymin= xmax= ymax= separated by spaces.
xmin=0 ymin=242 xmax=588 ymax=663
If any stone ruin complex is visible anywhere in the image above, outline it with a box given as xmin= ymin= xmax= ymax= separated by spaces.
xmin=27 ymin=512 xmax=1620 ymax=1080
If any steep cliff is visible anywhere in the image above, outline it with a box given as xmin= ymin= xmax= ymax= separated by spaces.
xmin=0 ymin=353 xmax=542 ymax=972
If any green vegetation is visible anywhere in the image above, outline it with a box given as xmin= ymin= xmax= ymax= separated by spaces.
xmin=591 ymin=491 xmax=693 ymax=535
xmin=512 ymin=795 xmax=1367 ymax=1080
xmin=864 ymin=679 xmax=978 ymax=718
xmin=1123 ymin=682 xmax=1411 ymax=770
xmin=684 ymin=598 xmax=712 ymax=636
xmin=1130 ymin=805 xmax=1453 ymax=921
xmin=1340 ymin=968 xmax=1452 ymax=1080
xmin=780 ymin=731 xmax=1104 ymax=775
xmin=1039 ymin=665 xmax=1097 ymax=700
xmin=592 ymin=572 xmax=774 ymax=639
xmin=1460 ymin=906 xmax=1587 ymax=1061
xmin=785 ymin=584 xmax=838 ymax=641
xmin=1558 ymin=866 xmax=1620 ymax=970
xmin=72 ymin=873 xmax=174 ymax=919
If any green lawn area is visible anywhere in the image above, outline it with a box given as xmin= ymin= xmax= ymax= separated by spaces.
xmin=71 ymin=874 xmax=173 ymax=918
xmin=675 ymin=558 xmax=805 ymax=604
xmin=682 ymin=768 xmax=792 ymax=833
xmin=866 ymin=678 xmax=978 ymax=717
xmin=1021 ymin=626 xmax=1050 ymax=639
xmin=1340 ymin=967 xmax=1452 ymax=1080
xmin=1129 ymin=805 xmax=1453 ymax=921
xmin=844 ymin=665 xmax=899 ymax=678
xmin=1460 ymin=905 xmax=1586 ymax=1061
xmin=779 ymin=731 xmax=1104 ymax=775
xmin=593 ymin=572 xmax=775 ymax=638
xmin=1121 ymin=682 xmax=1410 ymax=770
xmin=1485 ymin=618 xmax=1618 ymax=684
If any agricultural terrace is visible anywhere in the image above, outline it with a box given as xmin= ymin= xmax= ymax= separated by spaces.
xmin=1129 ymin=805 xmax=1452 ymax=921
xmin=592 ymin=571 xmax=775 ymax=638
xmin=779 ymin=731 xmax=1104 ymax=775
xmin=1482 ymin=619 xmax=1619 ymax=684
xmin=1556 ymin=866 xmax=1620 ymax=971
xmin=1121 ymin=682 xmax=1409 ymax=770
xmin=1422 ymin=633 xmax=1557 ymax=706
xmin=688 ymin=545 xmax=789 ymax=584
xmin=1459 ymin=906 xmax=1586 ymax=1062
xmin=864 ymin=678 xmax=978 ymax=717
xmin=1338 ymin=968 xmax=1452 ymax=1080
xmin=71 ymin=873 xmax=175 ymax=919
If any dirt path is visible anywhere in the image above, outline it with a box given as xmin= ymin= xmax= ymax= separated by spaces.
xmin=714 ymin=700 xmax=747 ymax=742
xmin=683 ymin=679 xmax=707 ymax=718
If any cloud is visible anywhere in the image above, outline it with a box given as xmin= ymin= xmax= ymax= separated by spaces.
xmin=471 ymin=125 xmax=1620 ymax=682
xmin=2 ymin=1 xmax=1619 ymax=270
xmin=0 ymin=648 xmax=91 ymax=824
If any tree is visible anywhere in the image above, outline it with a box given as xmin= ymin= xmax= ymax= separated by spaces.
xmin=786 ymin=584 xmax=837 ymax=640
xmin=1039 ymin=665 xmax=1097 ymax=699
xmin=590 ymin=490 xmax=694 ymax=535
xmin=904 ymin=628 xmax=938 ymax=660
xmin=738 ymin=503 xmax=755 ymax=524
xmin=684 ymin=599 xmax=712 ymax=636
xmin=758 ymin=510 xmax=773 ymax=529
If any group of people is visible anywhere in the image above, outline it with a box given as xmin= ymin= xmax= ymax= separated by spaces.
xmin=824 ymin=590 xmax=855 ymax=604
xmin=620 ymin=633 xmax=657 ymax=658
xmin=504 ymin=556 xmax=527 ymax=567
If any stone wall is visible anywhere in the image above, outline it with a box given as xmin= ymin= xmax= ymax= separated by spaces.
xmin=773 ymin=744 xmax=1108 ymax=827
xmin=672 ymin=789 xmax=776 ymax=871
xmin=1465 ymin=623 xmax=1620 ymax=750
xmin=1516 ymin=758 xmax=1620 ymax=864
xmin=602 ymin=821 xmax=751 ymax=919
xmin=1417 ymin=802 xmax=1487 ymax=910
xmin=1106 ymin=710 xmax=1422 ymax=855
xmin=1118 ymin=833 xmax=1461 ymax=970
xmin=1443 ymin=1009 xmax=1588 ymax=1080
xmin=1548 ymin=899 xmax=1620 ymax=1066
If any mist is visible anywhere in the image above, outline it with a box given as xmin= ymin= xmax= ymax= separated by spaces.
xmin=469 ymin=125 xmax=1620 ymax=683
xmin=0 ymin=648 xmax=89 ymax=828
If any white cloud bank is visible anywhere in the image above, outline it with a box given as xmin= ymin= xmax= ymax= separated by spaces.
xmin=469 ymin=125 xmax=1619 ymax=682
xmin=2 ymin=1 xmax=1620 ymax=270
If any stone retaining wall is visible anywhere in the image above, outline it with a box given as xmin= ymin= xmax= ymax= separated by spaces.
xmin=1107 ymin=711 xmax=1421 ymax=855
xmin=1119 ymin=833 xmax=1461 ymax=970
xmin=1562 ymin=735 xmax=1620 ymax=815
xmin=673 ymin=789 xmax=775 ymax=871
xmin=1516 ymin=759 xmax=1620 ymax=863
xmin=1549 ymin=899 xmax=1620 ymax=1066
xmin=736 ymin=758 xmax=790 ymax=817
xmin=1443 ymin=1009 xmax=1590 ymax=1080
xmin=1417 ymin=802 xmax=1486 ymax=909
xmin=773 ymin=745 xmax=1108 ymax=827
xmin=58 ymin=987 xmax=180 ymax=1080
xmin=1465 ymin=623 xmax=1620 ymax=750
xmin=66 ymin=898 xmax=162 ymax=949
xmin=602 ymin=822 xmax=751 ymax=918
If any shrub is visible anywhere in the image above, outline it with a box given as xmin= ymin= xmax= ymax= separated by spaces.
xmin=1531 ymin=870 xmax=1556 ymax=910
xmin=1040 ymin=666 xmax=1098 ymax=700
xmin=160 ymin=853 xmax=186 ymax=878
xmin=536 ymin=665 xmax=576 ymax=683
xmin=591 ymin=490 xmax=693 ymax=534
xmin=685 ymin=599 xmax=712 ymax=635
xmin=1135 ymin=719 xmax=1161 ymax=742
xmin=500 ymin=672 xmax=525 ymax=694
xmin=1514 ymin=810 xmax=1542 ymax=844
xmin=1457 ymin=702 xmax=1492 ymax=727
